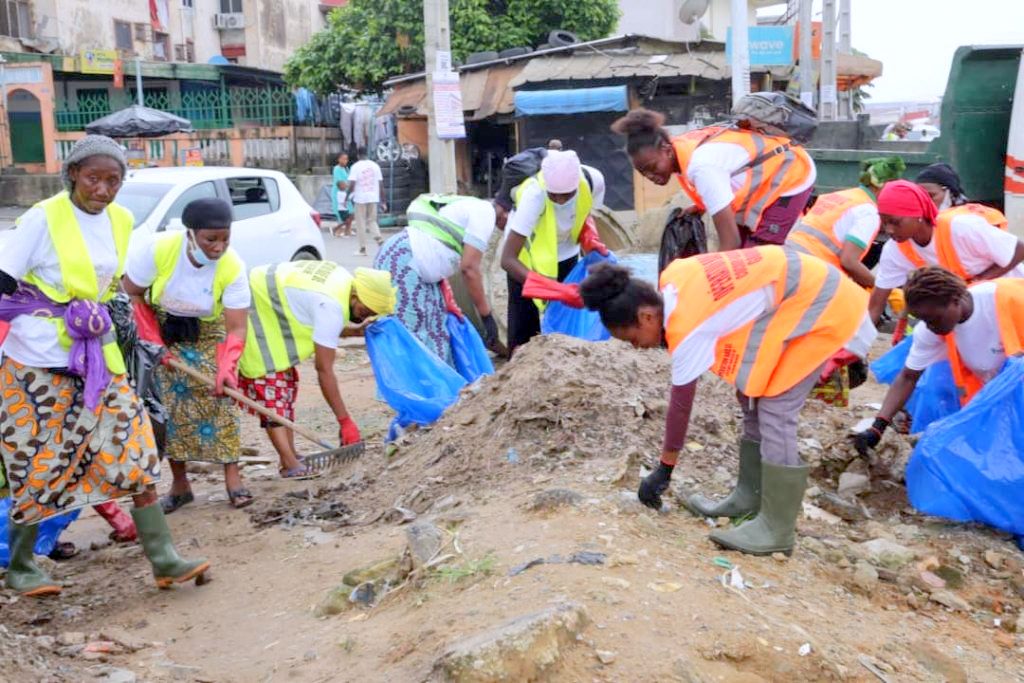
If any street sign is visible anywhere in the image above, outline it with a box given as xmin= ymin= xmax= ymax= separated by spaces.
xmin=727 ymin=26 xmax=795 ymax=67
xmin=80 ymin=50 xmax=118 ymax=75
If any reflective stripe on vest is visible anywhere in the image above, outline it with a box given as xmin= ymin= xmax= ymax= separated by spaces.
xmin=945 ymin=278 xmax=1024 ymax=406
xmin=20 ymin=192 xmax=132 ymax=375
xmin=514 ymin=173 xmax=593 ymax=310
xmin=240 ymin=260 xmax=352 ymax=378
xmin=786 ymin=187 xmax=876 ymax=267
xmin=673 ymin=128 xmax=813 ymax=229
xmin=661 ymin=246 xmax=866 ymax=397
xmin=149 ymin=231 xmax=245 ymax=321
xmin=406 ymin=194 xmax=468 ymax=255
xmin=896 ymin=203 xmax=1010 ymax=281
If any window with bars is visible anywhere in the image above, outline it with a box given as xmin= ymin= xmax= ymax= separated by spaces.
xmin=114 ymin=20 xmax=133 ymax=50
xmin=0 ymin=0 xmax=33 ymax=39
xmin=219 ymin=0 xmax=242 ymax=13
xmin=134 ymin=23 xmax=149 ymax=41
xmin=153 ymin=32 xmax=170 ymax=61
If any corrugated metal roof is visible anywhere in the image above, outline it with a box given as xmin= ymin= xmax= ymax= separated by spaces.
xmin=378 ymin=64 xmax=522 ymax=119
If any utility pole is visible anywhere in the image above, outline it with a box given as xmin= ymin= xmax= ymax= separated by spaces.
xmin=838 ymin=0 xmax=853 ymax=119
xmin=729 ymin=0 xmax=750 ymax=107
xmin=798 ymin=0 xmax=813 ymax=109
xmin=423 ymin=0 xmax=458 ymax=194
xmin=135 ymin=56 xmax=144 ymax=106
xmin=819 ymin=0 xmax=837 ymax=121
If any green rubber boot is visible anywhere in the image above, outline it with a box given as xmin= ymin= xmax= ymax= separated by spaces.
xmin=5 ymin=523 xmax=61 ymax=597
xmin=709 ymin=461 xmax=809 ymax=556
xmin=685 ymin=439 xmax=762 ymax=518
xmin=131 ymin=504 xmax=209 ymax=589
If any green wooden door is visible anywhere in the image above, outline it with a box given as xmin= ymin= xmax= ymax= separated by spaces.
xmin=9 ymin=111 xmax=44 ymax=163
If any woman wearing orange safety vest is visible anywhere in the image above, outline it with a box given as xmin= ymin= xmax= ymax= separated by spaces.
xmin=580 ymin=247 xmax=876 ymax=556
xmin=868 ymin=180 xmax=1024 ymax=325
xmin=611 ymin=108 xmax=815 ymax=251
xmin=852 ymin=267 xmax=1024 ymax=456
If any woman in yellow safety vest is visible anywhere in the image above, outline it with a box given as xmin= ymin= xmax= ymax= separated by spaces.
xmin=123 ymin=198 xmax=252 ymax=511
xmin=579 ymin=249 xmax=875 ymax=556
xmin=0 ymin=135 xmax=207 ymax=597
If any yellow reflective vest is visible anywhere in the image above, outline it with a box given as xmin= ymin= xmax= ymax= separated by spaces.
xmin=149 ymin=231 xmax=245 ymax=321
xmin=240 ymin=260 xmax=352 ymax=379
xmin=514 ymin=173 xmax=592 ymax=310
xmin=21 ymin=192 xmax=132 ymax=375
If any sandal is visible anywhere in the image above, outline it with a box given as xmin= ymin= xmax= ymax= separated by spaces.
xmin=48 ymin=541 xmax=79 ymax=561
xmin=160 ymin=490 xmax=195 ymax=514
xmin=228 ymin=488 xmax=255 ymax=509
xmin=280 ymin=464 xmax=320 ymax=480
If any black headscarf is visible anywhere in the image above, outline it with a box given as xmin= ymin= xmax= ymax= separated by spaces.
xmin=915 ymin=163 xmax=968 ymax=205
xmin=182 ymin=197 xmax=233 ymax=230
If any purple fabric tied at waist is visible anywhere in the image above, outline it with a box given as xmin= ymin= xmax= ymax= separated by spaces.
xmin=0 ymin=285 xmax=113 ymax=410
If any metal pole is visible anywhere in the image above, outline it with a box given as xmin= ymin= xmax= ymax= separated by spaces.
xmin=135 ymin=56 xmax=143 ymax=106
xmin=798 ymin=0 xmax=813 ymax=109
xmin=819 ymin=0 xmax=838 ymax=121
xmin=423 ymin=0 xmax=458 ymax=194
xmin=838 ymin=0 xmax=853 ymax=119
xmin=729 ymin=0 xmax=750 ymax=107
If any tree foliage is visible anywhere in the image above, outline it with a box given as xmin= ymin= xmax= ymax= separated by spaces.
xmin=284 ymin=0 xmax=621 ymax=94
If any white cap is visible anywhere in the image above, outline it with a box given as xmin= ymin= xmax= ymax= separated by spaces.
xmin=541 ymin=150 xmax=581 ymax=194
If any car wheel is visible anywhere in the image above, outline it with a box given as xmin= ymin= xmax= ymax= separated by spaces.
xmin=291 ymin=247 xmax=321 ymax=261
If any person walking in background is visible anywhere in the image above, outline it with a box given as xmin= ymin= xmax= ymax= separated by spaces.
xmin=124 ymin=198 xmax=252 ymax=512
xmin=348 ymin=149 xmax=386 ymax=256
xmin=331 ymin=152 xmax=354 ymax=238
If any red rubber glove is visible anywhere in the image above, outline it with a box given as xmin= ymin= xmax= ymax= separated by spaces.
xmin=92 ymin=501 xmax=137 ymax=543
xmin=0 ymin=320 xmax=8 ymax=347
xmin=215 ymin=333 xmax=245 ymax=395
xmin=440 ymin=279 xmax=464 ymax=321
xmin=522 ymin=271 xmax=584 ymax=309
xmin=819 ymin=349 xmax=861 ymax=382
xmin=132 ymin=300 xmax=175 ymax=366
xmin=338 ymin=415 xmax=361 ymax=445
xmin=577 ymin=217 xmax=609 ymax=256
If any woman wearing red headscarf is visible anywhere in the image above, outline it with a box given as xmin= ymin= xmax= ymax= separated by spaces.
xmin=867 ymin=180 xmax=1024 ymax=324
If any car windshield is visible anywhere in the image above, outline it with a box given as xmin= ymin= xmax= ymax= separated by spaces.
xmin=116 ymin=182 xmax=173 ymax=228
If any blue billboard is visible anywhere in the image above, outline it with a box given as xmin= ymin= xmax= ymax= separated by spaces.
xmin=726 ymin=26 xmax=796 ymax=67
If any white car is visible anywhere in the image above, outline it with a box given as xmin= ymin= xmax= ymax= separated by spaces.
xmin=116 ymin=167 xmax=326 ymax=268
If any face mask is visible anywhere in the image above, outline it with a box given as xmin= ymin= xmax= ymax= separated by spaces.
xmin=938 ymin=189 xmax=952 ymax=212
xmin=188 ymin=230 xmax=219 ymax=267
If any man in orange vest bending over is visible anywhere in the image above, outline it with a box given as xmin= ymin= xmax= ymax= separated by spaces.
xmin=612 ymin=108 xmax=815 ymax=251
xmin=574 ymin=248 xmax=875 ymax=556
xmin=868 ymin=180 xmax=1024 ymax=325
xmin=853 ymin=267 xmax=1024 ymax=455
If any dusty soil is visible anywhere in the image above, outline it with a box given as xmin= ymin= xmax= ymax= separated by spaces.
xmin=2 ymin=334 xmax=1023 ymax=682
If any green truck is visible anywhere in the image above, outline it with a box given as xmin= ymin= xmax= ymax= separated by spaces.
xmin=808 ymin=45 xmax=1024 ymax=237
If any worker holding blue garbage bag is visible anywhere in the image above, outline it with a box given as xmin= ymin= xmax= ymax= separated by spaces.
xmin=500 ymin=149 xmax=608 ymax=353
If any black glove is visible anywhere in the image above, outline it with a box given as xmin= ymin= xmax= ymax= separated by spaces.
xmin=851 ymin=417 xmax=889 ymax=456
xmin=0 ymin=269 xmax=17 ymax=297
xmin=481 ymin=314 xmax=499 ymax=347
xmin=638 ymin=462 xmax=674 ymax=509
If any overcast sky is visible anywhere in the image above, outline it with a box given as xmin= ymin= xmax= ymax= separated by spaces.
xmin=834 ymin=0 xmax=1024 ymax=102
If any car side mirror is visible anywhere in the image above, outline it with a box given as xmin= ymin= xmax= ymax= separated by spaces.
xmin=163 ymin=217 xmax=185 ymax=233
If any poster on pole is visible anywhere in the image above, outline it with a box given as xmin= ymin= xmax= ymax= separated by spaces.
xmin=432 ymin=70 xmax=466 ymax=140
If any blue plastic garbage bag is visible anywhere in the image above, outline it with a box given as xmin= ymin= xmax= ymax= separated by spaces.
xmin=542 ymin=251 xmax=617 ymax=341
xmin=365 ymin=317 xmax=467 ymax=440
xmin=869 ymin=337 xmax=960 ymax=434
xmin=906 ymin=357 xmax=1024 ymax=536
xmin=446 ymin=313 xmax=493 ymax=383
xmin=0 ymin=499 xmax=80 ymax=567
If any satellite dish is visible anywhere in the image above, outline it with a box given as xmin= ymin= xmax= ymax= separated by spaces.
xmin=679 ymin=0 xmax=710 ymax=25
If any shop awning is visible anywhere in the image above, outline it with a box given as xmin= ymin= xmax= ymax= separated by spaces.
xmin=514 ymin=85 xmax=628 ymax=116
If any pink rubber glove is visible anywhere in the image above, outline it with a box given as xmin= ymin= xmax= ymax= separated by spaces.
xmin=440 ymin=279 xmax=464 ymax=321
xmin=132 ymin=300 xmax=176 ymax=366
xmin=338 ymin=416 xmax=361 ymax=445
xmin=93 ymin=501 xmax=137 ymax=543
xmin=577 ymin=217 xmax=609 ymax=256
xmin=819 ymin=349 xmax=861 ymax=382
xmin=215 ymin=333 xmax=245 ymax=395
xmin=522 ymin=272 xmax=584 ymax=309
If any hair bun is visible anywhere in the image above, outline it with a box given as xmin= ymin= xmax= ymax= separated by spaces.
xmin=580 ymin=263 xmax=631 ymax=309
xmin=610 ymin=109 xmax=666 ymax=137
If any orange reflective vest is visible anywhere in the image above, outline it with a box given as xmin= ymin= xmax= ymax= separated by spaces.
xmin=944 ymin=278 xmax=1024 ymax=406
xmin=896 ymin=204 xmax=1009 ymax=281
xmin=786 ymin=187 xmax=878 ymax=268
xmin=660 ymin=246 xmax=868 ymax=397
xmin=672 ymin=127 xmax=814 ymax=229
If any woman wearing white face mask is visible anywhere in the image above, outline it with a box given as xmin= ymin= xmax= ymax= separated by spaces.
xmin=915 ymin=163 xmax=1008 ymax=224
xmin=123 ymin=198 xmax=253 ymax=511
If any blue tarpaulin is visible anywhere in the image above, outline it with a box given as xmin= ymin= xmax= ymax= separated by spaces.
xmin=515 ymin=86 xmax=628 ymax=117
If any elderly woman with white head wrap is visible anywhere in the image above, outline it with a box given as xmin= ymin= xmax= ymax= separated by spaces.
xmin=0 ymin=135 xmax=209 ymax=597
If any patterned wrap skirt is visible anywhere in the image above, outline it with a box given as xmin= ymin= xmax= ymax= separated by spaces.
xmin=373 ymin=230 xmax=453 ymax=366
xmin=0 ymin=359 xmax=160 ymax=525
xmin=153 ymin=318 xmax=241 ymax=464
xmin=239 ymin=367 xmax=299 ymax=429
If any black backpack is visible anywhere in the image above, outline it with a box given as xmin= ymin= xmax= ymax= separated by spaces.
xmin=658 ymin=209 xmax=708 ymax=275
xmin=494 ymin=147 xmax=594 ymax=209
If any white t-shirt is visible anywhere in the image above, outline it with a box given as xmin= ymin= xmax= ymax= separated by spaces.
xmin=408 ymin=197 xmax=497 ymax=283
xmin=875 ymin=213 xmax=1024 ymax=289
xmin=905 ymin=281 xmax=1007 ymax=383
xmin=0 ymin=204 xmax=120 ymax=368
xmin=126 ymin=234 xmax=250 ymax=318
xmin=831 ymin=202 xmax=881 ymax=250
xmin=685 ymin=141 xmax=817 ymax=216
xmin=507 ymin=165 xmax=606 ymax=262
xmin=349 ymin=159 xmax=383 ymax=204
xmin=663 ymin=283 xmax=877 ymax=386
xmin=283 ymin=289 xmax=347 ymax=348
